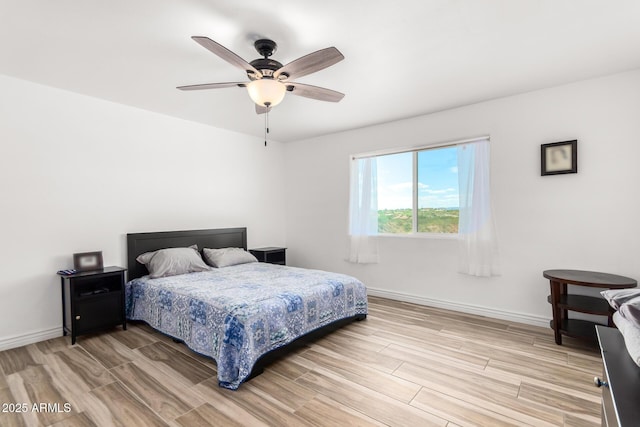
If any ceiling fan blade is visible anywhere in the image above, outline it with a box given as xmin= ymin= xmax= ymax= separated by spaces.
xmin=192 ymin=36 xmax=262 ymax=79
xmin=286 ymin=82 xmax=345 ymax=102
xmin=275 ymin=47 xmax=344 ymax=81
xmin=177 ymin=82 xmax=247 ymax=91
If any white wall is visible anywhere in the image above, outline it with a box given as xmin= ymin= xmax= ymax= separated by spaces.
xmin=284 ymin=70 xmax=640 ymax=326
xmin=2 ymin=69 xmax=638 ymax=349
xmin=0 ymin=74 xmax=286 ymax=349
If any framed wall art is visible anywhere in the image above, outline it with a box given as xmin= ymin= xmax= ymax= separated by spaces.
xmin=541 ymin=140 xmax=577 ymax=176
xmin=73 ymin=251 xmax=104 ymax=272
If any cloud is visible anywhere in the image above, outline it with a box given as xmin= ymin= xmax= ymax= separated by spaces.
xmin=418 ymin=186 xmax=456 ymax=195
xmin=378 ymin=181 xmax=412 ymax=209
xmin=378 ymin=183 xmax=459 ymax=209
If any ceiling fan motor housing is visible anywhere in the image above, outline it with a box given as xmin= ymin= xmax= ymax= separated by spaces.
xmin=249 ymin=58 xmax=283 ymax=78
xmin=249 ymin=39 xmax=283 ymax=78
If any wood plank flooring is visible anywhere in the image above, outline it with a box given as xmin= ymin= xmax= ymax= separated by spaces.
xmin=0 ymin=296 xmax=602 ymax=426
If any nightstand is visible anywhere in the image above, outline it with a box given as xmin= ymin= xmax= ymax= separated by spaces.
xmin=58 ymin=266 xmax=127 ymax=344
xmin=250 ymin=247 xmax=287 ymax=265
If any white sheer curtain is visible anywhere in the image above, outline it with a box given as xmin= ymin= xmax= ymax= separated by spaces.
xmin=348 ymin=157 xmax=379 ymax=263
xmin=457 ymin=139 xmax=500 ymax=277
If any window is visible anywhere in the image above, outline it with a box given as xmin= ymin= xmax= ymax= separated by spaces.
xmin=349 ymin=137 xmax=499 ymax=275
xmin=375 ymin=145 xmax=459 ymax=234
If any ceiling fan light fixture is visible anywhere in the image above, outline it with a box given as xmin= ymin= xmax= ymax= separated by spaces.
xmin=247 ymin=78 xmax=286 ymax=107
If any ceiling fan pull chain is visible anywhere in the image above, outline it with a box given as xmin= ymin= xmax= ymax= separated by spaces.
xmin=264 ymin=102 xmax=271 ymax=147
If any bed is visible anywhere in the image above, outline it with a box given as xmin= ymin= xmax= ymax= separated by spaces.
xmin=124 ymin=228 xmax=368 ymax=390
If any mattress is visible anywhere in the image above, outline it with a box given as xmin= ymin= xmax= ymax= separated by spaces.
xmin=125 ymin=262 xmax=367 ymax=389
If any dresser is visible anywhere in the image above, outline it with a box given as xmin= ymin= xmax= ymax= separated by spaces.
xmin=595 ymin=325 xmax=640 ymax=426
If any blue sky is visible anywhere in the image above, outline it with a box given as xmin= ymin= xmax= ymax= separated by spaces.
xmin=376 ymin=146 xmax=459 ymax=209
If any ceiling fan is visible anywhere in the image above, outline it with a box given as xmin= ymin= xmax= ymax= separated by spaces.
xmin=177 ymin=36 xmax=345 ymax=113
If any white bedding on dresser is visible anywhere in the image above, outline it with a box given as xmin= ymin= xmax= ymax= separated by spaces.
xmin=613 ymin=311 xmax=640 ymax=367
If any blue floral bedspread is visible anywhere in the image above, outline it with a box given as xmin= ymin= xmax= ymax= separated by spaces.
xmin=125 ymin=262 xmax=367 ymax=389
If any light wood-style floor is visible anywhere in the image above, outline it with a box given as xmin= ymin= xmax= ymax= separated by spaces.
xmin=0 ymin=296 xmax=602 ymax=427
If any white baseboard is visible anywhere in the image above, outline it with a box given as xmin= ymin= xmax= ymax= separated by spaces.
xmin=0 ymin=327 xmax=62 ymax=351
xmin=367 ymin=287 xmax=550 ymax=328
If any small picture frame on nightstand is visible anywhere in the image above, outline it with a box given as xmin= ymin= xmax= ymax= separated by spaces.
xmin=73 ymin=251 xmax=104 ymax=272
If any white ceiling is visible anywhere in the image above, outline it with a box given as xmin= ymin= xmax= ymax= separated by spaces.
xmin=2 ymin=0 xmax=640 ymax=142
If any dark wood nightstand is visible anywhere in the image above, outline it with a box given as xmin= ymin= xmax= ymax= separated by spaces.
xmin=250 ymin=247 xmax=287 ymax=265
xmin=58 ymin=266 xmax=127 ymax=344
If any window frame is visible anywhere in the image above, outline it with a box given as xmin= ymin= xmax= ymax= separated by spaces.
xmin=352 ymin=136 xmax=489 ymax=238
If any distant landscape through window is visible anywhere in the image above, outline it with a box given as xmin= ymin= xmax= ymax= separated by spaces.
xmin=376 ymin=146 xmax=459 ymax=234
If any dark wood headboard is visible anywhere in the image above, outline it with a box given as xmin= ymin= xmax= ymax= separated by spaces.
xmin=126 ymin=227 xmax=247 ymax=280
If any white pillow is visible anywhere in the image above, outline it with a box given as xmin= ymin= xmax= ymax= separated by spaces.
xmin=136 ymin=245 xmax=211 ymax=278
xmin=203 ymin=247 xmax=258 ymax=268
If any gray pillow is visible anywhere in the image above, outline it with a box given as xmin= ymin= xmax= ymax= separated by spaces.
xmin=136 ymin=245 xmax=211 ymax=278
xmin=203 ymin=247 xmax=258 ymax=268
